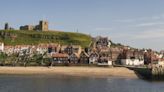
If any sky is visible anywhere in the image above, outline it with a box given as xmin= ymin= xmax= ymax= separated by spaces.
xmin=0 ymin=0 xmax=164 ymax=51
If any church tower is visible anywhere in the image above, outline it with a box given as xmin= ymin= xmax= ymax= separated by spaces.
xmin=4 ymin=23 xmax=9 ymax=30
xmin=39 ymin=20 xmax=48 ymax=31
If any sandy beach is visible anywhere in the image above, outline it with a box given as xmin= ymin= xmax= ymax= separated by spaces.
xmin=0 ymin=67 xmax=138 ymax=78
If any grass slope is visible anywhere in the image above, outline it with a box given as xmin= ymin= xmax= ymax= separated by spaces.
xmin=0 ymin=30 xmax=92 ymax=48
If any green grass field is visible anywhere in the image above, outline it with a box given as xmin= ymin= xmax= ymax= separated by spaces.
xmin=0 ymin=30 xmax=92 ymax=48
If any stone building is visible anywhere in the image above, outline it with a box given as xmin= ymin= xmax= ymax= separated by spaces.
xmin=110 ymin=47 xmax=123 ymax=64
xmin=4 ymin=23 xmax=9 ymax=30
xmin=4 ymin=23 xmax=14 ymax=30
xmin=20 ymin=25 xmax=34 ymax=30
xmin=79 ymin=51 xmax=89 ymax=64
xmin=144 ymin=50 xmax=159 ymax=65
xmin=52 ymin=53 xmax=69 ymax=64
xmin=69 ymin=53 xmax=79 ymax=64
xmin=95 ymin=36 xmax=111 ymax=49
xmin=63 ymin=45 xmax=82 ymax=55
xmin=35 ymin=21 xmax=48 ymax=31
xmin=20 ymin=20 xmax=48 ymax=31
xmin=98 ymin=51 xmax=113 ymax=66
xmin=89 ymin=51 xmax=99 ymax=64
xmin=121 ymin=49 xmax=144 ymax=66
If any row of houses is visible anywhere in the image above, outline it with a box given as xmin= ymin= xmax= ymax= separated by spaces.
xmin=90 ymin=36 xmax=164 ymax=66
xmin=0 ymin=42 xmax=114 ymax=66
xmin=3 ymin=44 xmax=53 ymax=55
xmin=0 ymin=36 xmax=163 ymax=66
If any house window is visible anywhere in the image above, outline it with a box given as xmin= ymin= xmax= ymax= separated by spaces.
xmin=130 ymin=57 xmax=135 ymax=59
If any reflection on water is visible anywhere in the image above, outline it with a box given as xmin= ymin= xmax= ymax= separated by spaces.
xmin=0 ymin=75 xmax=163 ymax=92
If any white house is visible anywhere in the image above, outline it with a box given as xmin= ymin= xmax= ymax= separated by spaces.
xmin=0 ymin=42 xmax=4 ymax=52
xmin=36 ymin=46 xmax=48 ymax=54
xmin=121 ymin=59 xmax=144 ymax=66
xmin=98 ymin=57 xmax=113 ymax=66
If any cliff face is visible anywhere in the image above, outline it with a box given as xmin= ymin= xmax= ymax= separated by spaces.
xmin=0 ymin=30 xmax=92 ymax=48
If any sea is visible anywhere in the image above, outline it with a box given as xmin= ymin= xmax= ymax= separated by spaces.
xmin=0 ymin=74 xmax=163 ymax=92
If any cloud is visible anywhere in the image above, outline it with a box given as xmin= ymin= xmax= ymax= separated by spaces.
xmin=115 ymin=13 xmax=164 ymax=23
xmin=134 ymin=22 xmax=164 ymax=27
xmin=110 ymin=14 xmax=164 ymax=51
xmin=134 ymin=29 xmax=164 ymax=39
xmin=110 ymin=28 xmax=164 ymax=40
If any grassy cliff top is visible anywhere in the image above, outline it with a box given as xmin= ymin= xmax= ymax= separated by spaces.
xmin=0 ymin=30 xmax=92 ymax=48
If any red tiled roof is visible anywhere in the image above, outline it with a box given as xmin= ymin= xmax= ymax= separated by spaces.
xmin=159 ymin=58 xmax=164 ymax=61
xmin=52 ymin=53 xmax=68 ymax=58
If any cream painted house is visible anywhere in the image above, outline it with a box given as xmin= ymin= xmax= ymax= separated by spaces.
xmin=0 ymin=42 xmax=4 ymax=52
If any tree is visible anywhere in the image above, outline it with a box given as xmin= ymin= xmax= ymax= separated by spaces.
xmin=0 ymin=52 xmax=7 ymax=66
xmin=10 ymin=52 xmax=19 ymax=66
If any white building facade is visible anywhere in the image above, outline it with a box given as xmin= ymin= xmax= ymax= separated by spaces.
xmin=121 ymin=59 xmax=144 ymax=66
xmin=0 ymin=42 xmax=4 ymax=52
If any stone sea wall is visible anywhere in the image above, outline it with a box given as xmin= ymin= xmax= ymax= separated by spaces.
xmin=151 ymin=66 xmax=164 ymax=80
xmin=131 ymin=66 xmax=164 ymax=80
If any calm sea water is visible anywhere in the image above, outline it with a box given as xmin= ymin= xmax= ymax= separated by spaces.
xmin=0 ymin=75 xmax=163 ymax=92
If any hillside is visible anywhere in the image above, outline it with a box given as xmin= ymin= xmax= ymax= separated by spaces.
xmin=0 ymin=30 xmax=92 ymax=48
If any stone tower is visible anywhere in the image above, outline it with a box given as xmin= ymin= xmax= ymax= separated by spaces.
xmin=4 ymin=23 xmax=9 ymax=30
xmin=39 ymin=20 xmax=48 ymax=31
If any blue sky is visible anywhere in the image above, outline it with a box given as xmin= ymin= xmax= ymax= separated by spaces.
xmin=0 ymin=0 xmax=164 ymax=51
